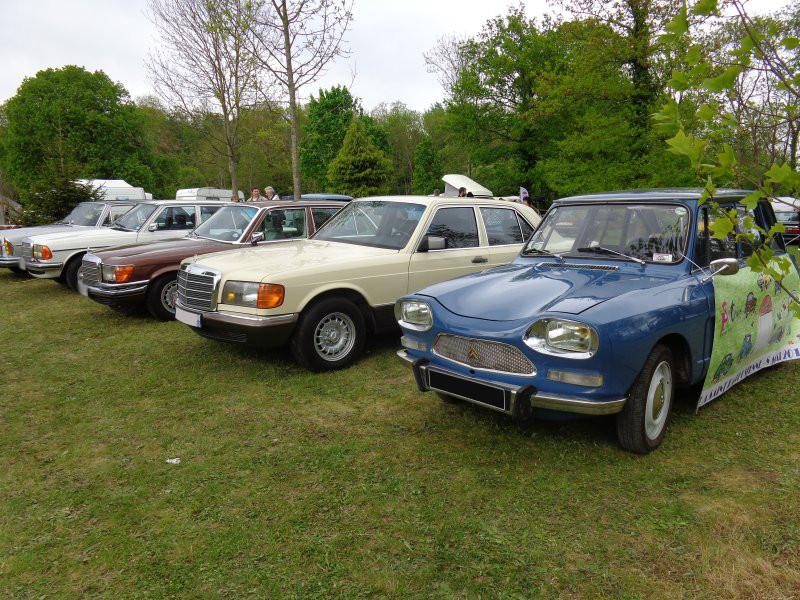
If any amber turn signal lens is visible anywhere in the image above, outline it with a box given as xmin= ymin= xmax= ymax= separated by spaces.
xmin=256 ymin=283 xmax=284 ymax=309
xmin=115 ymin=265 xmax=135 ymax=283
xmin=41 ymin=246 xmax=53 ymax=260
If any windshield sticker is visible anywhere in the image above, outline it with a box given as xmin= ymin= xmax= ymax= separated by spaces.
xmin=699 ymin=261 xmax=800 ymax=408
xmin=653 ymin=253 xmax=673 ymax=263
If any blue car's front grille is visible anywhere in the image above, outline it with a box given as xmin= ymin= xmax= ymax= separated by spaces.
xmin=433 ymin=334 xmax=536 ymax=375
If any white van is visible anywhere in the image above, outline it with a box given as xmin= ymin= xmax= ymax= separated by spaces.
xmin=75 ymin=179 xmax=149 ymax=201
xmin=176 ymin=188 xmax=244 ymax=202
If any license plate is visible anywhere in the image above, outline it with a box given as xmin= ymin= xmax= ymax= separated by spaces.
xmin=175 ymin=306 xmax=201 ymax=327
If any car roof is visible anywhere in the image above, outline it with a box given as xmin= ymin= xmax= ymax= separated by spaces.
xmin=352 ymin=195 xmax=529 ymax=207
xmin=225 ymin=200 xmax=347 ymax=208
xmin=143 ymin=199 xmax=234 ymax=205
xmin=557 ymin=188 xmax=754 ymax=203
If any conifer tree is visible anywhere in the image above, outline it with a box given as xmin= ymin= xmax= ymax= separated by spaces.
xmin=327 ymin=117 xmax=393 ymax=198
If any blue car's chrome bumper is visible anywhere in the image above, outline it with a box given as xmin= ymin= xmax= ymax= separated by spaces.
xmin=397 ymin=350 xmax=626 ymax=417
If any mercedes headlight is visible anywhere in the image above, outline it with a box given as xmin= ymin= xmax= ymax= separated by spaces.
xmin=33 ymin=244 xmax=53 ymax=260
xmin=221 ymin=280 xmax=284 ymax=309
xmin=394 ymin=299 xmax=432 ymax=331
xmin=2 ymin=239 xmax=11 ymax=256
xmin=524 ymin=318 xmax=598 ymax=359
xmin=102 ymin=264 xmax=135 ymax=283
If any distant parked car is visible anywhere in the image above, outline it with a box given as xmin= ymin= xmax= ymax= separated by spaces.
xmin=1 ymin=201 xmax=141 ymax=273
xmin=772 ymin=198 xmax=800 ymax=245
xmin=395 ymin=189 xmax=800 ymax=454
xmin=79 ymin=200 xmax=344 ymax=320
xmin=22 ymin=199 xmax=231 ymax=290
xmin=281 ymin=193 xmax=354 ymax=202
xmin=174 ymin=196 xmax=540 ymax=371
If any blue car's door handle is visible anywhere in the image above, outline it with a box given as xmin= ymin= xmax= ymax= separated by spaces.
xmin=472 ymin=256 xmax=488 ymax=264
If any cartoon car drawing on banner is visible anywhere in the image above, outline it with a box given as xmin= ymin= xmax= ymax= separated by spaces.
xmin=395 ymin=189 xmax=800 ymax=454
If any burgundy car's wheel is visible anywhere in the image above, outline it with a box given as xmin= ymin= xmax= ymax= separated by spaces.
xmin=146 ymin=274 xmax=178 ymax=321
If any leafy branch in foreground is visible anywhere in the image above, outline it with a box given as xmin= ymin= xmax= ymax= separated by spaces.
xmin=655 ymin=0 xmax=800 ymax=315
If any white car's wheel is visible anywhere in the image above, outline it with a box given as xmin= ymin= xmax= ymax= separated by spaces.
xmin=290 ymin=298 xmax=366 ymax=372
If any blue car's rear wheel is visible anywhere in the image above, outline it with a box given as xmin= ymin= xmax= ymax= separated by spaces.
xmin=617 ymin=343 xmax=674 ymax=454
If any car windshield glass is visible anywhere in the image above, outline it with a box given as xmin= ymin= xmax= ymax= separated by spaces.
xmin=775 ymin=211 xmax=799 ymax=224
xmin=193 ymin=205 xmax=259 ymax=241
xmin=114 ymin=204 xmax=157 ymax=230
xmin=60 ymin=202 xmax=104 ymax=226
xmin=524 ymin=203 xmax=690 ymax=263
xmin=312 ymin=200 xmax=426 ymax=249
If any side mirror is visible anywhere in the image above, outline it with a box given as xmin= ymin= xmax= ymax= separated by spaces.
xmin=709 ymin=257 xmax=739 ymax=278
xmin=250 ymin=231 xmax=265 ymax=245
xmin=417 ymin=235 xmax=446 ymax=252
xmin=147 ymin=223 xmax=158 ymax=232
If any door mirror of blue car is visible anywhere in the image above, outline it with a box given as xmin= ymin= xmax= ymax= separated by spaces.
xmin=709 ymin=257 xmax=739 ymax=277
xmin=418 ymin=235 xmax=447 ymax=252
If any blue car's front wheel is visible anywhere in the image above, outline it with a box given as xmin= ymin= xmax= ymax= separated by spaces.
xmin=616 ymin=344 xmax=675 ymax=454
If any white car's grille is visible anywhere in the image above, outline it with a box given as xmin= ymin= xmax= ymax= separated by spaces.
xmin=433 ymin=334 xmax=536 ymax=375
xmin=177 ymin=268 xmax=216 ymax=311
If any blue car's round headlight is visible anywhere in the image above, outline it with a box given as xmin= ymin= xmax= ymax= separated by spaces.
xmin=395 ymin=300 xmax=433 ymax=331
xmin=524 ymin=318 xmax=598 ymax=359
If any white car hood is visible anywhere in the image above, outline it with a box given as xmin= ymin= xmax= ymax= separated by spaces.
xmin=2 ymin=224 xmax=93 ymax=246
xmin=188 ymin=239 xmax=398 ymax=281
xmin=24 ymin=227 xmax=138 ymax=250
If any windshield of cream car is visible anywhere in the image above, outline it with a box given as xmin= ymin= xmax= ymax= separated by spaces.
xmin=193 ymin=205 xmax=259 ymax=242
xmin=524 ymin=203 xmax=690 ymax=263
xmin=113 ymin=204 xmax=157 ymax=231
xmin=312 ymin=201 xmax=426 ymax=249
xmin=60 ymin=202 xmax=104 ymax=226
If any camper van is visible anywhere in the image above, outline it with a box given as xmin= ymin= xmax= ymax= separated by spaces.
xmin=75 ymin=179 xmax=150 ymax=201
xmin=176 ymin=188 xmax=244 ymax=202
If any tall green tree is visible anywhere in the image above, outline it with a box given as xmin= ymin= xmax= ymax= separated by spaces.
xmin=300 ymin=86 xmax=359 ymax=190
xmin=371 ymin=102 xmax=424 ymax=194
xmin=412 ymin=136 xmax=443 ymax=195
xmin=2 ymin=66 xmax=157 ymax=196
xmin=327 ymin=117 xmax=392 ymax=198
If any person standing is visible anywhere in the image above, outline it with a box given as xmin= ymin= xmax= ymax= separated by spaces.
xmin=248 ymin=187 xmax=262 ymax=202
xmin=458 ymin=187 xmax=467 ymax=197
xmin=264 ymin=186 xmax=279 ymax=201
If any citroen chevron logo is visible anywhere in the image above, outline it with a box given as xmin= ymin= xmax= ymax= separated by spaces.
xmin=467 ymin=346 xmax=479 ymax=361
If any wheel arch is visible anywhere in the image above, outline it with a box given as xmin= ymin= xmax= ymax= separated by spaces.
xmin=297 ymin=286 xmax=377 ymax=332
xmin=654 ymin=333 xmax=692 ymax=386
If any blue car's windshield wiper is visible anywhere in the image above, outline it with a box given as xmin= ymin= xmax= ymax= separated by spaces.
xmin=521 ymin=246 xmax=564 ymax=261
xmin=575 ymin=245 xmax=646 ymax=266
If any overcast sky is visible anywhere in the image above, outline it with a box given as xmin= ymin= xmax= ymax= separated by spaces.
xmin=0 ymin=0 xmax=792 ymax=112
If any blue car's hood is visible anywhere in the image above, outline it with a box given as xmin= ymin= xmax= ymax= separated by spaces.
xmin=417 ymin=262 xmax=676 ymax=321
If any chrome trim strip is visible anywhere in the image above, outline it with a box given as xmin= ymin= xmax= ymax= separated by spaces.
xmin=86 ymin=282 xmax=149 ymax=297
xmin=175 ymin=300 xmax=298 ymax=328
xmin=23 ymin=260 xmax=64 ymax=270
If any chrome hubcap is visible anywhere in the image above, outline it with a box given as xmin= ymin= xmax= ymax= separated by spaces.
xmin=161 ymin=280 xmax=178 ymax=313
xmin=645 ymin=361 xmax=672 ymax=440
xmin=314 ymin=312 xmax=355 ymax=361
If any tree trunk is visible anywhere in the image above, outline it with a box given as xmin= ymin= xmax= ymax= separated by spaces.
xmin=280 ymin=0 xmax=302 ymax=200
xmin=790 ymin=121 xmax=798 ymax=172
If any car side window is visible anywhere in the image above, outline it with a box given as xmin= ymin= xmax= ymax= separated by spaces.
xmin=480 ymin=207 xmax=524 ymax=245
xmin=312 ymin=207 xmax=339 ymax=231
xmin=519 ymin=214 xmax=534 ymax=240
xmin=695 ymin=207 xmax=737 ymax=267
xmin=107 ymin=205 xmax=134 ymax=224
xmin=425 ymin=207 xmax=479 ymax=249
xmin=152 ymin=206 xmax=197 ymax=230
xmin=200 ymin=205 xmax=221 ymax=223
xmin=258 ymin=208 xmax=307 ymax=240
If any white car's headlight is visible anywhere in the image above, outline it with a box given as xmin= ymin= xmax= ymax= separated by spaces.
xmin=395 ymin=300 xmax=433 ymax=331
xmin=524 ymin=318 xmax=598 ymax=359
xmin=221 ymin=280 xmax=284 ymax=309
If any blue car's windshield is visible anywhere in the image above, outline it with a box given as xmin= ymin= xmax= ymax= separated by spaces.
xmin=524 ymin=203 xmax=691 ymax=263
xmin=192 ymin=205 xmax=259 ymax=242
xmin=312 ymin=200 xmax=426 ymax=249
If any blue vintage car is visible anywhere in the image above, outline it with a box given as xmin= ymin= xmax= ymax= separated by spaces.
xmin=395 ymin=189 xmax=800 ymax=453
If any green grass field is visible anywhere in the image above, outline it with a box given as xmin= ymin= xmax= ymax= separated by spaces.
xmin=1 ymin=268 xmax=799 ymax=599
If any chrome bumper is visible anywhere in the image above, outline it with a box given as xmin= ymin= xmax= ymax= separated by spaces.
xmin=85 ymin=281 xmax=149 ymax=298
xmin=176 ymin=300 xmax=299 ymax=346
xmin=0 ymin=256 xmax=22 ymax=268
xmin=397 ymin=349 xmax=626 ymax=417
xmin=24 ymin=259 xmax=64 ymax=271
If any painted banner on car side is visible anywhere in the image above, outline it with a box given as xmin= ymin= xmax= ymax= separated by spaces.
xmin=699 ymin=262 xmax=800 ymax=408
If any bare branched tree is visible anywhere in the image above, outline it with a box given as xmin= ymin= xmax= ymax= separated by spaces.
xmin=423 ymin=34 xmax=470 ymax=99
xmin=146 ymin=0 xmax=263 ymax=196
xmin=251 ymin=0 xmax=353 ymax=199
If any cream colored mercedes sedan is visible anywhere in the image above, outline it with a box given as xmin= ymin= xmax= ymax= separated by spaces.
xmin=174 ymin=196 xmax=540 ymax=371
